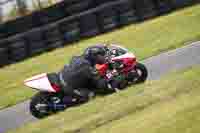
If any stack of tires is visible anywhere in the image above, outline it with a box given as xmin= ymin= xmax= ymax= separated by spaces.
xmin=34 ymin=4 xmax=65 ymax=26
xmin=0 ymin=0 xmax=198 ymax=68
xmin=0 ymin=40 xmax=9 ymax=67
xmin=62 ymin=0 xmax=93 ymax=15
xmin=97 ymin=3 xmax=119 ymax=33
xmin=134 ymin=0 xmax=158 ymax=21
xmin=59 ymin=17 xmax=80 ymax=43
xmin=25 ymin=29 xmax=46 ymax=56
xmin=154 ymin=0 xmax=172 ymax=15
xmin=170 ymin=0 xmax=197 ymax=8
xmin=43 ymin=24 xmax=64 ymax=50
xmin=115 ymin=0 xmax=138 ymax=26
xmin=79 ymin=10 xmax=100 ymax=38
xmin=8 ymin=35 xmax=28 ymax=62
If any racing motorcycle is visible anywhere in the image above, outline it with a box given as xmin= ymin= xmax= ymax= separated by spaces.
xmin=24 ymin=45 xmax=148 ymax=118
xmin=97 ymin=45 xmax=148 ymax=89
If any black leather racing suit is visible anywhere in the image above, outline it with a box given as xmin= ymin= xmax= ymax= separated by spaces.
xmin=58 ymin=56 xmax=110 ymax=100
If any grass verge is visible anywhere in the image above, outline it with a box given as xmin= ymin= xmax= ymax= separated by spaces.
xmin=9 ymin=65 xmax=200 ymax=133
xmin=1 ymin=5 xmax=200 ymax=109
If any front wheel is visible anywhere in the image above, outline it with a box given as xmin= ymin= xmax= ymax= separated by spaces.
xmin=134 ymin=62 xmax=148 ymax=83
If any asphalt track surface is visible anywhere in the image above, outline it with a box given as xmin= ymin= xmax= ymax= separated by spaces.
xmin=0 ymin=42 xmax=200 ymax=133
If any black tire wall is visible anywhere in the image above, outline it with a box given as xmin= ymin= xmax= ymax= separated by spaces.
xmin=0 ymin=0 xmax=198 ymax=67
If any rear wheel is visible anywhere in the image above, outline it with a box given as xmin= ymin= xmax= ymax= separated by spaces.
xmin=30 ymin=92 xmax=52 ymax=119
xmin=134 ymin=62 xmax=148 ymax=83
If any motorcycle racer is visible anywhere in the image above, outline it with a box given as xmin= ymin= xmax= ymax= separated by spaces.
xmin=26 ymin=43 xmax=148 ymax=118
xmin=58 ymin=44 xmax=117 ymax=102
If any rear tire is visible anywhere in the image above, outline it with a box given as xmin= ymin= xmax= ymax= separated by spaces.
xmin=135 ymin=62 xmax=148 ymax=83
xmin=30 ymin=92 xmax=52 ymax=119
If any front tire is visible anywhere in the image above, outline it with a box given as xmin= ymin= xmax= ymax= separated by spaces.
xmin=134 ymin=62 xmax=148 ymax=83
xmin=30 ymin=92 xmax=52 ymax=119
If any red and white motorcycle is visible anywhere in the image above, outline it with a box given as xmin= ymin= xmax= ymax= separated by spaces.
xmin=97 ymin=45 xmax=148 ymax=88
xmin=24 ymin=45 xmax=148 ymax=118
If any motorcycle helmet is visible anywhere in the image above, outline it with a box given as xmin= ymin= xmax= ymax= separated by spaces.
xmin=83 ymin=44 xmax=108 ymax=65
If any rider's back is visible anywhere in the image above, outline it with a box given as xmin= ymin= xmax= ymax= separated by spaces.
xmin=60 ymin=56 xmax=93 ymax=89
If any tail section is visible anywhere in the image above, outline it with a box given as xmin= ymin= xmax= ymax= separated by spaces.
xmin=24 ymin=73 xmax=59 ymax=92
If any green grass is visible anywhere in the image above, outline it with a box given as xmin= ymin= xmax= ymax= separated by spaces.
xmin=91 ymin=67 xmax=200 ymax=133
xmin=1 ymin=4 xmax=200 ymax=109
xmin=9 ymin=65 xmax=200 ymax=133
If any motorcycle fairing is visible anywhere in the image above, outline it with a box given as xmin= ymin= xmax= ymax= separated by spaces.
xmin=111 ymin=52 xmax=136 ymax=61
xmin=110 ymin=44 xmax=129 ymax=53
xmin=24 ymin=73 xmax=57 ymax=92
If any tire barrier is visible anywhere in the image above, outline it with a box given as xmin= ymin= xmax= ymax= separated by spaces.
xmin=34 ymin=4 xmax=66 ymax=26
xmin=114 ymin=0 xmax=138 ymax=26
xmin=170 ymin=0 xmax=197 ymax=8
xmin=0 ymin=46 xmax=9 ymax=67
xmin=8 ymin=35 xmax=27 ymax=62
xmin=96 ymin=3 xmax=119 ymax=32
xmin=62 ymin=0 xmax=93 ymax=15
xmin=154 ymin=0 xmax=173 ymax=15
xmin=2 ymin=14 xmax=38 ymax=38
xmin=0 ymin=0 xmax=116 ymax=39
xmin=43 ymin=24 xmax=64 ymax=50
xmin=24 ymin=29 xmax=46 ymax=56
xmin=59 ymin=17 xmax=80 ymax=43
xmin=135 ymin=0 xmax=158 ymax=21
xmin=79 ymin=10 xmax=100 ymax=38
xmin=0 ymin=0 xmax=199 ymax=67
